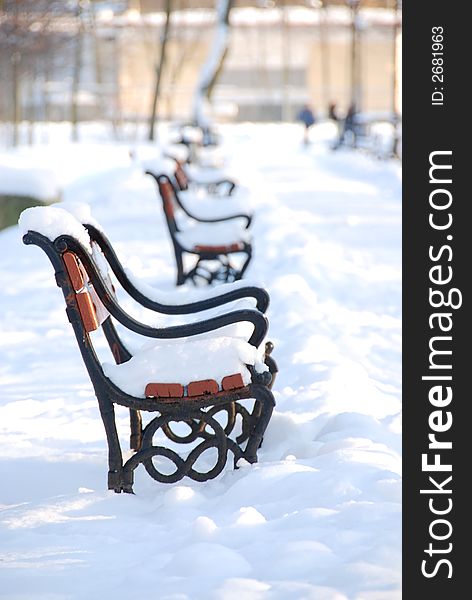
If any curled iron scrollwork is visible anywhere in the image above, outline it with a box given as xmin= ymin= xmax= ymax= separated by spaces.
xmin=187 ymin=257 xmax=240 ymax=285
xmin=123 ymin=408 xmax=248 ymax=484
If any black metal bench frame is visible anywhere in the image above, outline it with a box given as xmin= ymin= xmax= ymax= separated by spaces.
xmin=168 ymin=157 xmax=237 ymax=196
xmin=82 ymin=221 xmax=278 ymax=389
xmin=146 ymin=172 xmax=252 ymax=286
xmin=85 ymin=222 xmax=262 ymax=312
xmin=23 ymin=228 xmax=276 ymax=493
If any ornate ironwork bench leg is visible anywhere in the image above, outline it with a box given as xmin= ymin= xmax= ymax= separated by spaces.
xmin=121 ymin=410 xmax=231 ymax=489
xmin=242 ymin=385 xmax=275 ymax=463
xmin=117 ymin=388 xmax=274 ymax=493
xmin=264 ymin=341 xmax=278 ymax=390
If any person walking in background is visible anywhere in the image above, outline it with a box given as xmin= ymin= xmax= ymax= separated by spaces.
xmin=297 ymin=104 xmax=316 ymax=145
xmin=328 ymin=102 xmax=339 ymax=123
xmin=328 ymin=101 xmax=341 ymax=143
xmin=333 ymin=103 xmax=357 ymax=150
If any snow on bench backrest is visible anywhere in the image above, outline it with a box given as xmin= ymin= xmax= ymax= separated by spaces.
xmin=19 ymin=205 xmax=92 ymax=250
xmin=19 ymin=205 xmax=109 ymax=333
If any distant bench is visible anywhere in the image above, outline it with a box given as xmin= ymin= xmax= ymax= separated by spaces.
xmin=146 ymin=172 xmax=253 ymax=286
xmin=334 ymin=116 xmax=401 ymax=158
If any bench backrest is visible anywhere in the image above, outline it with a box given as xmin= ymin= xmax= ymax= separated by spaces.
xmin=174 ymin=161 xmax=189 ymax=191
xmin=157 ymin=177 xmax=180 ymax=234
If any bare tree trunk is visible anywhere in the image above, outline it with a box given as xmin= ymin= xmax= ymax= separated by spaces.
xmin=281 ymin=0 xmax=290 ymax=122
xmin=165 ymin=40 xmax=192 ymax=120
xmin=1 ymin=1 xmax=72 ymax=146
xmin=42 ymin=64 xmax=51 ymax=144
xmin=91 ymin=4 xmax=105 ymax=121
xmin=391 ymin=0 xmax=400 ymax=157
xmin=71 ymin=1 xmax=84 ymax=142
xmin=349 ymin=1 xmax=362 ymax=112
xmin=111 ymin=28 xmax=122 ymax=139
xmin=319 ymin=0 xmax=331 ymax=114
xmin=11 ymin=0 xmax=20 ymax=147
xmin=27 ymin=65 xmax=35 ymax=145
xmin=11 ymin=51 xmax=21 ymax=147
xmin=148 ymin=0 xmax=172 ymax=142
xmin=205 ymin=3 xmax=232 ymax=104
xmin=192 ymin=0 xmax=234 ymax=128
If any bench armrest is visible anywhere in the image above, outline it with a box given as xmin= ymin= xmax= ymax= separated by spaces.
xmin=145 ymin=172 xmax=251 ymax=228
xmin=59 ymin=235 xmax=268 ymax=348
xmin=85 ymin=224 xmax=269 ymax=313
xmin=207 ymin=179 xmax=237 ymax=196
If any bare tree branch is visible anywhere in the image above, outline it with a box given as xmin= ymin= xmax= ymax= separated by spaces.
xmin=192 ymin=0 xmax=234 ymax=128
xmin=148 ymin=0 xmax=172 ymax=141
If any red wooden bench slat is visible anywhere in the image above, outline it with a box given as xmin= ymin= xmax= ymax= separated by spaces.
xmin=63 ymin=251 xmax=86 ymax=292
xmin=175 ymin=164 xmax=189 ymax=190
xmin=145 ymin=383 xmax=184 ymax=398
xmin=187 ymin=379 xmax=219 ymax=397
xmin=145 ymin=374 xmax=246 ymax=399
xmin=160 ymin=181 xmax=175 ymax=218
xmin=76 ymin=290 xmax=99 ymax=332
xmin=193 ymin=242 xmax=244 ymax=253
xmin=221 ymin=373 xmax=245 ymax=391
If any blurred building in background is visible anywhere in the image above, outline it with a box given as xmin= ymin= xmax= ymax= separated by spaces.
xmin=0 ymin=0 xmax=401 ymax=142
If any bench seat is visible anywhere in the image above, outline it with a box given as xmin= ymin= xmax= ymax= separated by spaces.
xmin=103 ymin=335 xmax=267 ymax=399
xmin=176 ymin=219 xmax=251 ymax=253
xmin=177 ymin=189 xmax=252 ymax=218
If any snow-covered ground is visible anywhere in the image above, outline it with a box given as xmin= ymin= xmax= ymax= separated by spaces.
xmin=0 ymin=123 xmax=401 ymax=600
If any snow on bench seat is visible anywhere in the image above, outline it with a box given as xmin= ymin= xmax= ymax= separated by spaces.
xmin=165 ymin=144 xmax=190 ymax=163
xmin=186 ymin=165 xmax=232 ymax=185
xmin=176 ymin=220 xmax=250 ymax=253
xmin=103 ymin=336 xmax=267 ymax=398
xmin=177 ymin=189 xmax=252 ymax=218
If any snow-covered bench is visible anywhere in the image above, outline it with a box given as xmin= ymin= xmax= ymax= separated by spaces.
xmin=20 ymin=206 xmax=276 ymax=493
xmin=143 ymin=158 xmax=250 ymax=221
xmin=334 ymin=116 xmax=401 ymax=158
xmin=150 ymin=149 xmax=237 ymax=197
xmin=146 ymin=172 xmax=253 ymax=286
xmin=68 ymin=200 xmax=277 ymax=392
xmin=169 ymin=124 xmax=220 ymax=165
xmin=173 ymin=158 xmax=237 ymax=197
xmin=59 ymin=200 xmax=276 ymax=381
xmin=173 ymin=123 xmax=220 ymax=149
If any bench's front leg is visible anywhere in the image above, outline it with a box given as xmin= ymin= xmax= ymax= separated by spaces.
xmin=243 ymin=385 xmax=275 ymax=464
xmin=96 ymin=395 xmax=126 ymax=493
xmin=129 ymin=409 xmax=142 ymax=451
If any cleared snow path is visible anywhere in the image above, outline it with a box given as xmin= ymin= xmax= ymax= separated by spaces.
xmin=0 ymin=123 xmax=401 ymax=600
